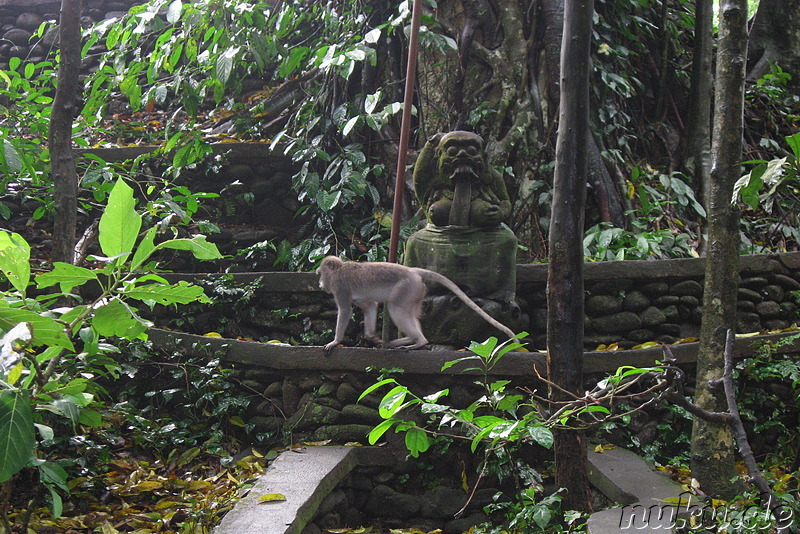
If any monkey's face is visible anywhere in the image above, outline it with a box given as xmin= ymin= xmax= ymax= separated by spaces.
xmin=316 ymin=256 xmax=341 ymax=293
xmin=436 ymin=132 xmax=485 ymax=184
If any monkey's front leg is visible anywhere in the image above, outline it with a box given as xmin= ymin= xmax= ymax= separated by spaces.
xmin=324 ymin=298 xmax=353 ymax=357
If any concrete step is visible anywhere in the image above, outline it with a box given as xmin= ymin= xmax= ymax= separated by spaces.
xmin=587 ymin=446 xmax=692 ymax=533
xmin=215 ymin=446 xmax=358 ymax=534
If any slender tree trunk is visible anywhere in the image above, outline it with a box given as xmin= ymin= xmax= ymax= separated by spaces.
xmin=691 ymin=0 xmax=748 ymax=500
xmin=546 ymin=0 xmax=593 ymax=513
xmin=680 ymin=0 xmax=713 ymax=212
xmin=50 ymin=0 xmax=83 ymax=264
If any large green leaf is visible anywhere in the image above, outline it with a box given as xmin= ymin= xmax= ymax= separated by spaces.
xmin=36 ymin=262 xmax=99 ymax=294
xmin=0 ymin=232 xmax=30 ymax=294
xmin=130 ymin=227 xmax=158 ymax=270
xmin=404 ymin=427 xmax=430 ymax=458
xmin=0 ymin=390 xmax=35 ymax=483
xmin=0 ymin=304 xmax=73 ymax=351
xmin=786 ymin=132 xmax=800 ymax=160
xmin=154 ymin=235 xmax=222 ymax=261
xmin=98 ymin=179 xmax=141 ymax=261
xmin=123 ymin=280 xmax=210 ymax=305
xmin=92 ymin=299 xmax=149 ymax=339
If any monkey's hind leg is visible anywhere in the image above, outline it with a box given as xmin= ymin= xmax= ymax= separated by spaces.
xmin=357 ymin=300 xmax=383 ymax=346
xmin=385 ymin=281 xmax=428 ymax=350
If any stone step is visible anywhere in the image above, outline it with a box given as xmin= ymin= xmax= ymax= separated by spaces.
xmin=215 ymin=446 xmax=358 ymax=534
xmin=587 ymin=446 xmax=691 ymax=533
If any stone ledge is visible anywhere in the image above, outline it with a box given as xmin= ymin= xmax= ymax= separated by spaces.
xmin=147 ymin=327 xmax=800 ymax=376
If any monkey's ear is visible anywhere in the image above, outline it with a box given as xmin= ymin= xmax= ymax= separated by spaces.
xmin=323 ymin=256 xmax=342 ymax=270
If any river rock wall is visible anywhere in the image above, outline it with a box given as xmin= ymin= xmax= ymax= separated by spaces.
xmin=0 ymin=0 xmax=141 ymax=68
xmin=152 ymin=253 xmax=800 ymax=352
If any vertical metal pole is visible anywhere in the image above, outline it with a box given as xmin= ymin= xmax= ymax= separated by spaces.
xmin=387 ymin=0 xmax=423 ymax=264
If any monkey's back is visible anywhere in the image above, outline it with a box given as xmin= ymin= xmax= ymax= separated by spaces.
xmin=345 ymin=262 xmax=424 ymax=302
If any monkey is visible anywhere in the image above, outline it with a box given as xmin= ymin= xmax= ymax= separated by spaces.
xmin=316 ymin=256 xmax=515 ymax=356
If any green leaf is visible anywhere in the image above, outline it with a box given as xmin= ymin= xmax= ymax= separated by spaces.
xmin=342 ymin=115 xmax=359 ymax=137
xmin=154 ymin=235 xmax=222 ymax=261
xmin=0 ymin=231 xmax=31 ymax=294
xmin=358 ymin=378 xmax=397 ymax=402
xmin=166 ymin=0 xmax=183 ymax=23
xmin=3 ymin=140 xmax=22 ymax=173
xmin=378 ymin=385 xmax=408 ymax=419
xmin=34 ymin=423 xmax=54 ymax=441
xmin=130 ymin=227 xmax=158 ymax=269
xmin=50 ymin=398 xmax=80 ymax=425
xmin=527 ymin=425 xmax=554 ymax=449
xmin=47 ymin=485 xmax=63 ymax=519
xmin=36 ymin=262 xmax=99 ymax=294
xmin=39 ymin=460 xmax=68 ymax=492
xmin=786 ymin=132 xmax=800 ymax=159
xmin=467 ymin=337 xmax=497 ymax=358
xmin=404 ymin=427 xmax=429 ymax=458
xmin=278 ymin=46 xmax=309 ymax=78
xmin=422 ymin=389 xmax=449 ymax=403
xmin=364 ymin=28 xmax=381 ymax=44
xmin=0 ymin=390 xmax=35 ymax=483
xmin=368 ymin=418 xmax=396 ymax=444
xmin=92 ymin=299 xmax=149 ymax=339
xmin=123 ymin=281 xmax=210 ymax=305
xmin=98 ymin=179 xmax=141 ymax=261
xmin=0 ymin=304 xmax=73 ymax=350
xmin=317 ymin=190 xmax=342 ymax=212
xmin=216 ymin=47 xmax=239 ymax=85
xmin=533 ymin=505 xmax=552 ymax=528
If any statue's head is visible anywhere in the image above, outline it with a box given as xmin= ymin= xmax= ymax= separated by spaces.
xmin=435 ymin=131 xmax=486 ymax=183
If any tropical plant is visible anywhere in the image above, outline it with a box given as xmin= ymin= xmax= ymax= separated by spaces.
xmin=359 ymin=333 xmax=553 ymax=458
xmin=0 ymin=178 xmax=220 ymax=525
xmin=733 ymin=131 xmax=800 ymax=252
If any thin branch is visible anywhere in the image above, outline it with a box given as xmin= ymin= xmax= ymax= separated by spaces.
xmin=719 ymin=330 xmax=791 ymax=533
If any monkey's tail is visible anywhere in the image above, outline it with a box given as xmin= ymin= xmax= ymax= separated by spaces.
xmin=417 ymin=270 xmax=516 ymax=339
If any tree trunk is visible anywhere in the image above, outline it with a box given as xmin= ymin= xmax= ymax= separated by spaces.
xmin=679 ymin=0 xmax=713 ymax=212
xmin=546 ymin=0 xmax=593 ymax=513
xmin=691 ymin=0 xmax=748 ymax=500
xmin=539 ymin=0 xmax=625 ymax=228
xmin=50 ymin=0 xmax=83 ymax=265
xmin=747 ymin=0 xmax=800 ymax=87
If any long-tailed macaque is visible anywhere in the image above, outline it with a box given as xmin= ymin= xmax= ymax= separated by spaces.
xmin=316 ymin=256 xmax=515 ymax=355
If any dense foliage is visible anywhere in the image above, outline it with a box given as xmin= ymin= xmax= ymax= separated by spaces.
xmin=0 ymin=0 xmax=798 ymax=530
xmin=0 ymin=0 xmax=797 ymax=271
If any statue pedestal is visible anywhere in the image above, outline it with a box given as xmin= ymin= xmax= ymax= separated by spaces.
xmin=403 ymin=224 xmax=526 ymax=347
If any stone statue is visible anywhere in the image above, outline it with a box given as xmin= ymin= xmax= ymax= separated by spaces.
xmin=413 ymin=131 xmax=511 ymax=228
xmin=403 ymin=130 xmax=526 ymax=347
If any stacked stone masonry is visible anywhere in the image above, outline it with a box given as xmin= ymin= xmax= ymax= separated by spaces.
xmin=0 ymin=0 xmax=142 ymax=68
xmin=155 ymin=253 xmax=800 ymax=352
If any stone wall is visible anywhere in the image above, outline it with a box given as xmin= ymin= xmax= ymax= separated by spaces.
xmin=152 ymin=326 xmax=800 ymax=533
xmin=0 ymin=0 xmax=141 ymax=68
xmin=155 ymin=252 xmax=800 ymax=351
xmin=520 ymin=254 xmax=800 ymax=349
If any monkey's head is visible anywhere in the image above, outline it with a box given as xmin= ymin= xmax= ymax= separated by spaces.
xmin=316 ymin=256 xmax=343 ymax=292
xmin=435 ymin=131 xmax=486 ymax=185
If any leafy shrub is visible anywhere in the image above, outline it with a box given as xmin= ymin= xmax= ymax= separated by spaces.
xmin=0 ymin=178 xmax=221 ymax=523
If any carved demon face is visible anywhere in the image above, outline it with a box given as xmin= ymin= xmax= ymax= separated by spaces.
xmin=436 ymin=131 xmax=485 ymax=183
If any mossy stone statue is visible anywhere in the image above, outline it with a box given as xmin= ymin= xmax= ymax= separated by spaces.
xmin=404 ymin=131 xmax=526 ymax=346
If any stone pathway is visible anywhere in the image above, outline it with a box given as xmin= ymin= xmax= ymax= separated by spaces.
xmin=215 ymin=446 xmax=358 ymax=534
xmin=214 ymin=442 xmax=690 ymax=533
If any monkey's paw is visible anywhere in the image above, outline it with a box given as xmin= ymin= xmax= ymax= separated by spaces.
xmin=323 ymin=341 xmax=340 ymax=357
